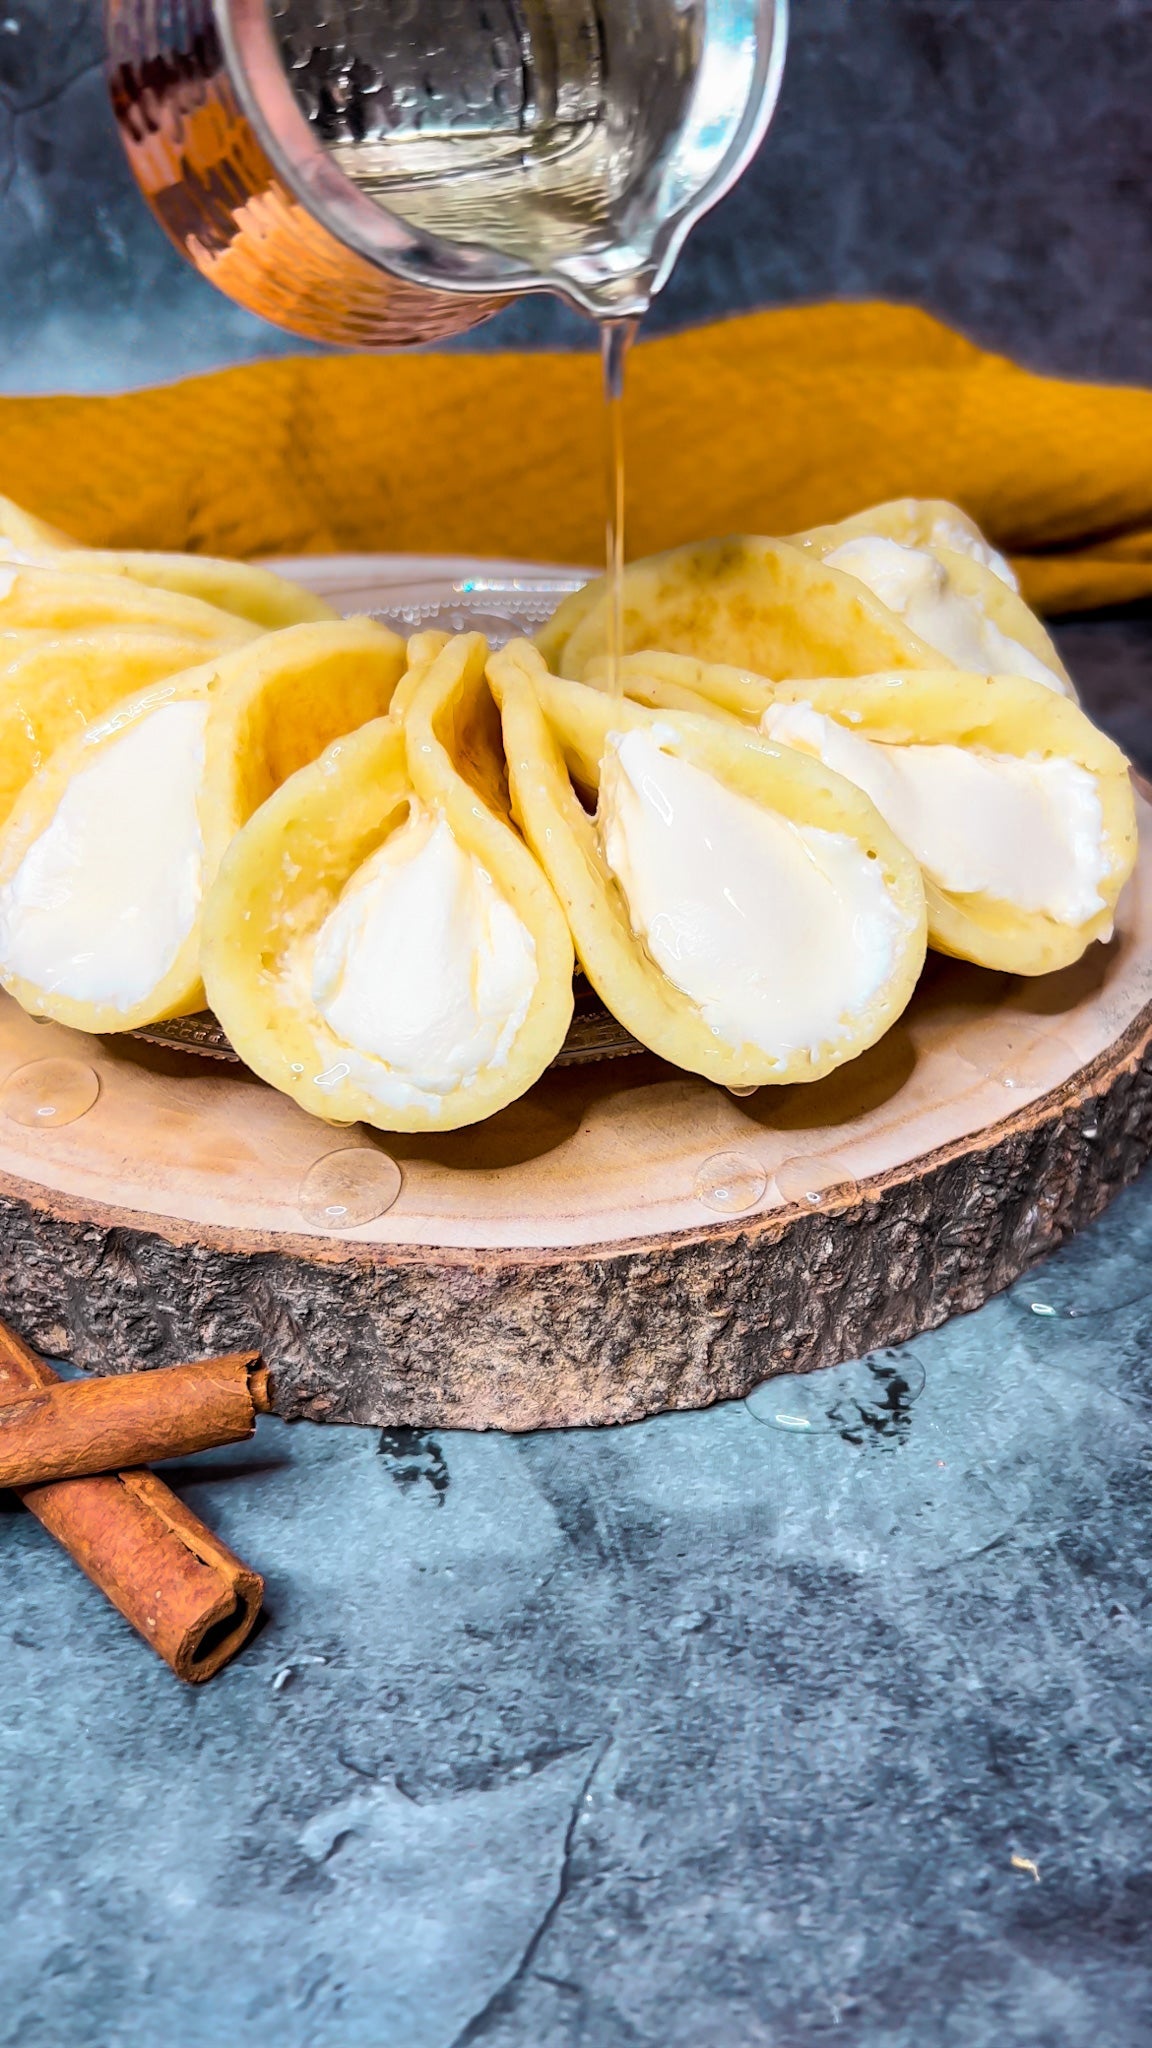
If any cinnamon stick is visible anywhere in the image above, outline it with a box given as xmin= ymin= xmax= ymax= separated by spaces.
xmin=0 ymin=1323 xmax=266 ymax=1683
xmin=0 ymin=1353 xmax=272 ymax=1488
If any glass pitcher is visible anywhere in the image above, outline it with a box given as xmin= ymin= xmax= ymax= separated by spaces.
xmin=104 ymin=0 xmax=788 ymax=348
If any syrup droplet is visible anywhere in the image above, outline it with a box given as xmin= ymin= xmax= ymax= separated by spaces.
xmin=745 ymin=1348 xmax=926 ymax=1438
xmin=956 ymin=1027 xmax=1077 ymax=1095
xmin=2 ymin=1058 xmax=100 ymax=1129
xmin=997 ymin=1036 xmax=1079 ymax=1093
xmin=1013 ymin=1270 xmax=1151 ymax=1327
xmin=1009 ymin=1217 xmax=1152 ymax=1325
xmin=725 ymin=1084 xmax=759 ymax=1098
xmin=312 ymin=1061 xmax=351 ymax=1090
xmin=694 ymin=1151 xmax=768 ymax=1214
xmin=298 ymin=1148 xmax=402 ymax=1230
xmin=771 ymin=1154 xmax=859 ymax=1208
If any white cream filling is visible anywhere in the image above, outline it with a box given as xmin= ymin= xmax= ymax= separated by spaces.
xmin=310 ymin=803 xmax=537 ymax=1104
xmin=826 ymin=535 xmax=1062 ymax=692
xmin=597 ymin=727 xmax=910 ymax=1065
xmin=0 ymin=543 xmax=50 ymax=570
xmin=0 ymin=698 xmax=208 ymax=1009
xmin=925 ymin=517 xmax=1017 ymax=589
xmin=762 ymin=701 xmax=1109 ymax=926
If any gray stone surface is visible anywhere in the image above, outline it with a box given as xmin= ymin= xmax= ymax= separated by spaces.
xmin=4 ymin=1141 xmax=1152 ymax=2044
xmin=4 ymin=1 xmax=1152 ymax=389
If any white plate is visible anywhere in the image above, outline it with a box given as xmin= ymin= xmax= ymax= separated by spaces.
xmin=265 ymin=550 xmax=593 ymax=641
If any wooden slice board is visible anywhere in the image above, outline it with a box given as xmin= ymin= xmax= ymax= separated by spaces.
xmin=0 ymin=555 xmax=1150 ymax=1432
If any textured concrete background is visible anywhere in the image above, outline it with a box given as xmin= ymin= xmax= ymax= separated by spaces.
xmin=4 ymin=6 xmax=1152 ymax=2045
xmin=3 ymin=0 xmax=1152 ymax=389
xmin=5 ymin=1155 xmax=1152 ymax=2048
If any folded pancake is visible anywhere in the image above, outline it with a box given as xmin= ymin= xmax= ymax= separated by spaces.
xmin=0 ymin=619 xmax=406 ymax=1034
xmin=385 ymin=629 xmax=454 ymax=720
xmin=0 ymin=626 xmax=244 ymax=830
xmin=32 ymin=549 xmax=333 ymax=632
xmin=581 ymin=650 xmax=772 ymax=725
xmin=488 ymin=640 xmax=927 ymax=1087
xmin=0 ymin=494 xmax=73 ymax=553
xmin=792 ymin=498 xmax=1018 ymax=588
xmin=202 ymin=634 xmax=574 ymax=1134
xmin=760 ymin=672 xmax=1136 ymax=974
xmin=536 ymin=537 xmax=959 ymax=685
xmin=583 ymin=658 xmax=1131 ymax=976
xmin=791 ymin=501 xmax=1072 ymax=698
xmin=0 ymin=563 xmax=264 ymax=646
xmin=0 ymin=630 xmax=79 ymax=659
xmin=0 ymin=492 xmax=334 ymax=629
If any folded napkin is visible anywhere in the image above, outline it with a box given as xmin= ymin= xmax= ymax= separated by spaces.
xmin=4 ymin=301 xmax=1152 ymax=614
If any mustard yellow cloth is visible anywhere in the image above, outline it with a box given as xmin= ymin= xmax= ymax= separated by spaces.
xmin=5 ymin=300 xmax=1152 ymax=614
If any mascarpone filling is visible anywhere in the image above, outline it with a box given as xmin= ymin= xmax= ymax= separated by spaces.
xmin=762 ymin=701 xmax=1109 ymax=926
xmin=0 ymin=543 xmax=50 ymax=570
xmin=311 ymin=803 xmax=537 ymax=1102
xmin=924 ymin=518 xmax=1017 ymax=589
xmin=597 ymin=727 xmax=910 ymax=1064
xmin=826 ymin=535 xmax=1062 ymax=691
xmin=0 ymin=697 xmax=209 ymax=1008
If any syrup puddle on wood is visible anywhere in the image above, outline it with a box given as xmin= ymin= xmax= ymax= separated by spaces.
xmin=1 ymin=1056 xmax=100 ymax=1128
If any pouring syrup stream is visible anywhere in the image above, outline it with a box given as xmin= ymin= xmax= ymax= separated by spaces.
xmin=601 ymin=316 xmax=639 ymax=693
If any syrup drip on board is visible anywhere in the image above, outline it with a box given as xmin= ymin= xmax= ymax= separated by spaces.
xmin=601 ymin=317 xmax=638 ymax=694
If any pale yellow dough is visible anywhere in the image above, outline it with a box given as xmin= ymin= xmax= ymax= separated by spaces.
xmin=0 ymin=564 xmax=264 ymax=646
xmin=790 ymin=497 xmax=1074 ymax=698
xmin=764 ymin=671 xmax=1136 ymax=974
xmin=0 ymin=618 xmax=407 ymax=1033
xmin=202 ymin=634 xmax=575 ymax=1133
xmin=488 ymin=639 xmax=927 ymax=1087
xmin=536 ymin=536 xmax=958 ymax=684
xmin=575 ymin=646 xmax=1131 ymax=976
xmin=0 ymin=491 xmax=335 ymax=629
xmin=0 ymin=625 xmax=245 ymax=829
